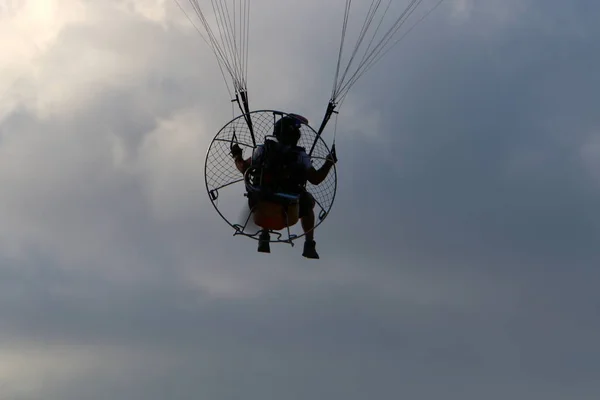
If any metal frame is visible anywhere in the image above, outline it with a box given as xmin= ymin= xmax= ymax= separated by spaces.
xmin=204 ymin=110 xmax=337 ymax=244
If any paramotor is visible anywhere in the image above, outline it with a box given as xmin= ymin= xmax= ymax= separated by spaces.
xmin=173 ymin=0 xmax=446 ymax=245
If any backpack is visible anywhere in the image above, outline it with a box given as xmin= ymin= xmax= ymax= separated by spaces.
xmin=251 ymin=139 xmax=308 ymax=194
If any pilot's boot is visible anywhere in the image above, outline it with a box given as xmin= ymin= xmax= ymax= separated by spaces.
xmin=302 ymin=240 xmax=319 ymax=259
xmin=257 ymin=230 xmax=270 ymax=253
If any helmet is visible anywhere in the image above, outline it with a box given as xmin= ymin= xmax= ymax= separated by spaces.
xmin=273 ymin=114 xmax=308 ymax=145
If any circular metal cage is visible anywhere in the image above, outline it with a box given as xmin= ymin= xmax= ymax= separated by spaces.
xmin=204 ymin=110 xmax=337 ymax=243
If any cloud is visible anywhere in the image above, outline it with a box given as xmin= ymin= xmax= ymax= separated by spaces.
xmin=0 ymin=0 xmax=599 ymax=399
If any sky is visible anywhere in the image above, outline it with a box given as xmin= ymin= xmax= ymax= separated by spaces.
xmin=1 ymin=0 xmax=599 ymax=399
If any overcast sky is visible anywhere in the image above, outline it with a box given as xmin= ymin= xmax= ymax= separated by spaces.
xmin=1 ymin=0 xmax=599 ymax=399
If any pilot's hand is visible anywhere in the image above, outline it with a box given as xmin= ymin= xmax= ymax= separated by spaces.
xmin=325 ymin=145 xmax=338 ymax=165
xmin=231 ymin=144 xmax=243 ymax=159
